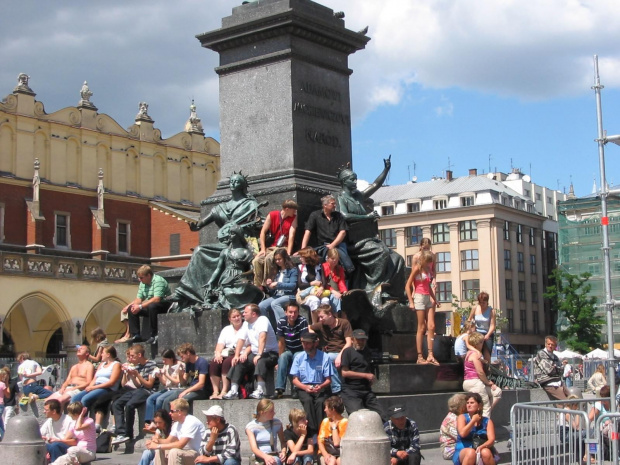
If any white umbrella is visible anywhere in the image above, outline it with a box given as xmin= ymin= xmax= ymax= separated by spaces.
xmin=584 ymin=348 xmax=611 ymax=359
xmin=555 ymin=349 xmax=583 ymax=359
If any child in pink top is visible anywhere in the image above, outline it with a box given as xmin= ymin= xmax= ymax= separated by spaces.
xmin=52 ymin=402 xmax=96 ymax=464
xmin=406 ymin=250 xmax=438 ymax=365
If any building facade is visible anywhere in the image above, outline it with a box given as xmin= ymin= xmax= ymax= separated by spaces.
xmin=557 ymin=191 xmax=620 ymax=341
xmin=374 ymin=169 xmax=566 ymax=353
xmin=0 ymin=75 xmax=220 ymax=357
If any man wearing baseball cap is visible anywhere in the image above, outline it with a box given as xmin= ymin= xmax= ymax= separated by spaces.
xmin=340 ymin=329 xmax=386 ymax=421
xmin=383 ymin=404 xmax=421 ymax=465
xmin=195 ymin=405 xmax=242 ymax=464
xmin=290 ymin=330 xmax=333 ymax=437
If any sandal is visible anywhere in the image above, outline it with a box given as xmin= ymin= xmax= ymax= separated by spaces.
xmin=416 ymin=355 xmax=428 ymax=365
xmin=115 ymin=335 xmax=131 ymax=343
xmin=426 ymin=352 xmax=440 ymax=366
xmin=209 ymin=392 xmax=220 ymax=400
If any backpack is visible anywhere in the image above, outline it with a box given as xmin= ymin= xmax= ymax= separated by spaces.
xmin=96 ymin=431 xmax=113 ymax=453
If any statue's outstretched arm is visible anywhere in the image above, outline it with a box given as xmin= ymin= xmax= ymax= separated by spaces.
xmin=362 ymin=155 xmax=391 ymax=198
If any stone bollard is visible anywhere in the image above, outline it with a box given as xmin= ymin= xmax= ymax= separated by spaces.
xmin=0 ymin=414 xmax=47 ymax=464
xmin=341 ymin=409 xmax=390 ymax=465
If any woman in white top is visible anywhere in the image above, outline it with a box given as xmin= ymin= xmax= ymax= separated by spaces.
xmin=210 ymin=308 xmax=246 ymax=399
xmin=587 ymin=364 xmax=607 ymax=395
xmin=467 ymin=292 xmax=496 ymax=362
xmin=143 ymin=349 xmax=185 ymax=431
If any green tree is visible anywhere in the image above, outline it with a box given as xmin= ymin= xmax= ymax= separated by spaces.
xmin=544 ymin=268 xmax=603 ymax=353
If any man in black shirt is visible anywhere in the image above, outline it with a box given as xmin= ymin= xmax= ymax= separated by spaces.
xmin=340 ymin=329 xmax=386 ymax=421
xmin=300 ymin=194 xmax=354 ymax=273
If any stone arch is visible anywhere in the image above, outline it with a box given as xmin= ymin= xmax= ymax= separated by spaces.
xmin=126 ymin=149 xmax=138 ymax=193
xmin=180 ymin=158 xmax=192 ymax=202
xmin=66 ymin=136 xmax=81 ymax=185
xmin=82 ymin=296 xmax=127 ymax=344
xmin=153 ymin=153 xmax=167 ymax=199
xmin=4 ymin=291 xmax=74 ymax=357
xmin=0 ymin=123 xmax=15 ymax=174
xmin=34 ymin=130 xmax=50 ymax=180
xmin=96 ymin=143 xmax=111 ymax=186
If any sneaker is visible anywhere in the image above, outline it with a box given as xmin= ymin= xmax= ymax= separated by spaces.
xmin=270 ymin=389 xmax=284 ymax=400
xmin=145 ymin=336 xmax=158 ymax=345
xmin=108 ymin=425 xmax=116 ymax=434
xmin=95 ymin=424 xmax=102 ymax=434
xmin=223 ymin=390 xmax=239 ymax=400
xmin=111 ymin=435 xmax=131 ymax=445
xmin=19 ymin=397 xmax=29 ymax=406
xmin=249 ymin=389 xmax=264 ymax=399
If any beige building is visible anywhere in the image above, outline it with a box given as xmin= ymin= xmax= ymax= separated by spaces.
xmin=0 ymin=74 xmax=220 ymax=358
xmin=374 ymin=169 xmax=566 ymax=352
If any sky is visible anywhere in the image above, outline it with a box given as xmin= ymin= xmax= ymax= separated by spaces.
xmin=3 ymin=0 xmax=620 ymax=198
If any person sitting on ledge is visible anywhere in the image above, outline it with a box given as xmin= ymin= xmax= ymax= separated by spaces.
xmin=253 ymin=199 xmax=298 ymax=288
xmin=17 ymin=351 xmax=53 ymax=402
xmin=224 ymin=304 xmax=279 ymax=400
xmin=195 ymin=405 xmax=242 ymax=465
xmin=300 ymin=194 xmax=354 ymax=275
xmin=118 ymin=265 xmax=171 ymax=345
xmin=40 ymin=399 xmax=74 ymax=463
xmin=47 ymin=345 xmax=95 ymax=408
xmin=384 ymin=404 xmax=422 ymax=465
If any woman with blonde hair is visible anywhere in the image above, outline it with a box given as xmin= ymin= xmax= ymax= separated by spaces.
xmin=462 ymin=332 xmax=501 ymax=418
xmin=587 ymin=363 xmax=607 ymax=395
xmin=246 ymin=399 xmax=287 ymax=465
xmin=406 ymin=250 xmax=438 ymax=365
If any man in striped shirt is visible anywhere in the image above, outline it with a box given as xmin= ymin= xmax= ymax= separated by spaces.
xmin=272 ymin=301 xmax=308 ymax=399
xmin=196 ymin=405 xmax=241 ymax=465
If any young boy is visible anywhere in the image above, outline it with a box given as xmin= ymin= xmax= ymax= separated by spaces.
xmin=284 ymin=408 xmax=315 ymax=465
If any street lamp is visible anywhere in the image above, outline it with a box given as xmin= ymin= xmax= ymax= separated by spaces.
xmin=592 ymin=55 xmax=618 ymax=418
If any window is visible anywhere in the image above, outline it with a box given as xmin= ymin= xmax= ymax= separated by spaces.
xmin=524 ymin=189 xmax=530 ymax=197
xmin=504 ymin=250 xmax=511 ymax=270
xmin=517 ymin=252 xmax=524 ymax=272
xmin=117 ymin=221 xmax=130 ymax=254
xmin=505 ymin=279 xmax=513 ymax=300
xmin=461 ymin=196 xmax=474 ymax=207
xmin=520 ymin=309 xmax=527 ymax=334
xmin=436 ymin=282 xmax=452 ymax=303
xmin=170 ymin=233 xmax=180 ymax=256
xmin=461 ymin=279 xmax=480 ymax=301
xmin=508 ymin=309 xmax=514 ymax=332
xmin=434 ymin=198 xmax=447 ymax=210
xmin=529 ymin=227 xmax=535 ymax=246
xmin=405 ymin=226 xmax=423 ymax=246
xmin=459 ymin=220 xmax=478 ymax=240
xmin=436 ymin=252 xmax=451 ymax=272
xmin=381 ymin=205 xmax=394 ymax=216
xmin=516 ymin=224 xmax=523 ymax=243
xmin=407 ymin=202 xmax=420 ymax=213
xmin=54 ymin=213 xmax=70 ymax=248
xmin=536 ymin=193 xmax=541 ymax=201
xmin=432 ymin=223 xmax=450 ymax=243
xmin=380 ymin=229 xmax=396 ymax=248
xmin=461 ymin=249 xmax=479 ymax=271
xmin=518 ymin=281 xmax=526 ymax=301
xmin=503 ymin=221 xmax=510 ymax=240
xmin=532 ymin=311 xmax=539 ymax=334
xmin=530 ymin=254 xmax=536 ymax=274
xmin=531 ymin=282 xmax=538 ymax=301
xmin=547 ymin=196 xmax=552 ymax=203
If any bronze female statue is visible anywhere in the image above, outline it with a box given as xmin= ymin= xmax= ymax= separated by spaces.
xmin=336 ymin=156 xmax=405 ymax=302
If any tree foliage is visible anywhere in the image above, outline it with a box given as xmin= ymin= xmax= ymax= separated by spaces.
xmin=544 ymin=268 xmax=603 ymax=353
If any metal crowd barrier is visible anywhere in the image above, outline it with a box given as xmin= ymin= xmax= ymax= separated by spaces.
xmin=511 ymin=398 xmax=620 ymax=465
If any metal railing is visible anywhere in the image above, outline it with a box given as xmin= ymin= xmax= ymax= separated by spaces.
xmin=511 ymin=398 xmax=620 ymax=465
xmin=0 ymin=358 xmax=67 ymax=389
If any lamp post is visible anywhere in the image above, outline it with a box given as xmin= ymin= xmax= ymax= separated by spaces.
xmin=593 ymin=55 xmax=618 ymax=420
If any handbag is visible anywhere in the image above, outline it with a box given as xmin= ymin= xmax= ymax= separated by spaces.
xmin=472 ymin=432 xmax=488 ymax=450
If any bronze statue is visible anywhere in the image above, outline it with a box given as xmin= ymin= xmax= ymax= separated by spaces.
xmin=202 ymin=223 xmax=263 ymax=310
xmin=336 ymin=156 xmax=405 ymax=304
xmin=170 ymin=172 xmax=263 ymax=311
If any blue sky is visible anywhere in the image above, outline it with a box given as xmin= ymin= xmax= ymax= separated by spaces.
xmin=2 ymin=0 xmax=620 ymax=197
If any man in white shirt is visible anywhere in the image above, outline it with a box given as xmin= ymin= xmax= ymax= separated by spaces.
xmin=40 ymin=399 xmax=74 ymax=462
xmin=224 ymin=304 xmax=279 ymax=400
xmin=147 ymin=398 xmax=206 ymax=465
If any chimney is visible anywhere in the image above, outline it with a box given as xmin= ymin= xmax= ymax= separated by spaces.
xmin=446 ymin=170 xmax=453 ymax=181
xmin=469 ymin=168 xmax=477 ymax=176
